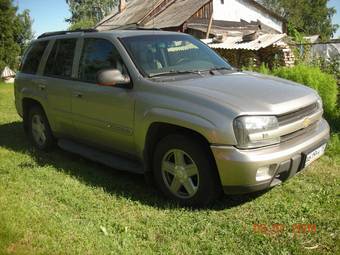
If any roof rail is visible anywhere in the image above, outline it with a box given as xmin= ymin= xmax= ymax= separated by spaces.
xmin=124 ymin=27 xmax=162 ymax=31
xmin=37 ymin=29 xmax=98 ymax=39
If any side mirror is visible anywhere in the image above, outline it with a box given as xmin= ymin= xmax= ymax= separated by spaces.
xmin=97 ymin=69 xmax=131 ymax=87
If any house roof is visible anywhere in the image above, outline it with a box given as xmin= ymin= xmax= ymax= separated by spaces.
xmin=246 ymin=0 xmax=286 ymax=23
xmin=143 ymin=0 xmax=211 ymax=28
xmin=96 ymin=0 xmax=285 ymax=30
xmin=202 ymin=33 xmax=286 ymax=50
xmin=187 ymin=18 xmax=281 ymax=36
xmin=96 ymin=0 xmax=164 ymax=30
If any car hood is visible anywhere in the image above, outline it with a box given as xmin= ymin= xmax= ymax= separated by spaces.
xmin=166 ymin=71 xmax=318 ymax=115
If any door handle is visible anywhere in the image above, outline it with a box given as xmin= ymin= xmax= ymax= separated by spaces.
xmin=38 ymin=84 xmax=46 ymax=91
xmin=35 ymin=79 xmax=47 ymax=91
xmin=74 ymin=92 xmax=83 ymax=98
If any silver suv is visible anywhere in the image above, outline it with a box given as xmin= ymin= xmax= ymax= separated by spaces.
xmin=15 ymin=29 xmax=330 ymax=206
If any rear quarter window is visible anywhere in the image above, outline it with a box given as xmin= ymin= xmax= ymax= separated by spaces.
xmin=44 ymin=39 xmax=77 ymax=78
xmin=21 ymin=41 xmax=49 ymax=74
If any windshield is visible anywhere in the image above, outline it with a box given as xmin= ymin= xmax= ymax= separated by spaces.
xmin=120 ymin=34 xmax=232 ymax=77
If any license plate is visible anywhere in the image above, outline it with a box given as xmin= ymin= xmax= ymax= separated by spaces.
xmin=305 ymin=144 xmax=326 ymax=167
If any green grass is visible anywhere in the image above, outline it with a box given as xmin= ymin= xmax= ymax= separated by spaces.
xmin=0 ymin=83 xmax=339 ymax=255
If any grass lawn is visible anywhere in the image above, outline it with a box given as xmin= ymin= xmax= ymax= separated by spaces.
xmin=0 ymin=82 xmax=339 ymax=254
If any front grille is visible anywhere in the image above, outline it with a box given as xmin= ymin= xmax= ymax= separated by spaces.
xmin=280 ymin=121 xmax=318 ymax=143
xmin=278 ymin=103 xmax=319 ymax=126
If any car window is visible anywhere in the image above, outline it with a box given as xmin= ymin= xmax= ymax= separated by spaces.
xmin=21 ymin=41 xmax=49 ymax=74
xmin=44 ymin=39 xmax=77 ymax=78
xmin=78 ymin=38 xmax=127 ymax=83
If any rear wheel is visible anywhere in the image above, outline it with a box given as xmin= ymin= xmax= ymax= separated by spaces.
xmin=27 ymin=106 xmax=55 ymax=151
xmin=153 ymin=135 xmax=220 ymax=207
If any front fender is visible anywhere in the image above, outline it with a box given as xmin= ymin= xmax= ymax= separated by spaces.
xmin=134 ymin=107 xmax=227 ymax=159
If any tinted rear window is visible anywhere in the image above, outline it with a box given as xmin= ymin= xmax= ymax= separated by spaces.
xmin=44 ymin=39 xmax=77 ymax=78
xmin=21 ymin=41 xmax=49 ymax=74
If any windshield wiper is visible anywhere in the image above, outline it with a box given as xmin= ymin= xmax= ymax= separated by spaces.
xmin=149 ymin=70 xmax=203 ymax=78
xmin=209 ymin=67 xmax=232 ymax=71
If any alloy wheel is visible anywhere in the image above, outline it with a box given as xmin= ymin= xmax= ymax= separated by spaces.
xmin=161 ymin=149 xmax=199 ymax=199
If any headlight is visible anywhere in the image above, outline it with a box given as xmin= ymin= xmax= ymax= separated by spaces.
xmin=233 ymin=116 xmax=280 ymax=149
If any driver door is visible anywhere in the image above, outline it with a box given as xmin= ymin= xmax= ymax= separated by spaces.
xmin=71 ymin=38 xmax=136 ymax=155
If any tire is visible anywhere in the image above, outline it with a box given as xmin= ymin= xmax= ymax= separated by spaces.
xmin=27 ymin=106 xmax=55 ymax=151
xmin=153 ymin=134 xmax=221 ymax=207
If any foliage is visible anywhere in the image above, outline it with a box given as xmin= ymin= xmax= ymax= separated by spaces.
xmin=310 ymin=56 xmax=340 ymax=84
xmin=244 ymin=63 xmax=270 ymax=74
xmin=257 ymin=63 xmax=271 ymax=75
xmin=68 ymin=18 xmax=96 ymax=30
xmin=0 ymin=0 xmax=34 ymax=71
xmin=326 ymin=134 xmax=340 ymax=164
xmin=17 ymin=9 xmax=34 ymax=53
xmin=287 ymin=22 xmax=305 ymax=44
xmin=277 ymin=67 xmax=338 ymax=119
xmin=66 ymin=0 xmax=117 ymax=29
xmin=259 ymin=0 xmax=339 ymax=40
xmin=0 ymin=83 xmax=339 ymax=254
xmin=272 ymin=65 xmax=338 ymax=117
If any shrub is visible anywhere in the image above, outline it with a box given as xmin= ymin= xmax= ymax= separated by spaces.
xmin=242 ymin=63 xmax=271 ymax=74
xmin=326 ymin=134 xmax=340 ymax=164
xmin=310 ymin=56 xmax=340 ymax=84
xmin=257 ymin=63 xmax=271 ymax=75
xmin=272 ymin=64 xmax=338 ymax=117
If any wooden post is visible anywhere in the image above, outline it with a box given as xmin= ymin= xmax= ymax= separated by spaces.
xmin=206 ymin=12 xmax=213 ymax=39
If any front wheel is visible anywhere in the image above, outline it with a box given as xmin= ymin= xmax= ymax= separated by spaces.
xmin=153 ymin=135 xmax=221 ymax=207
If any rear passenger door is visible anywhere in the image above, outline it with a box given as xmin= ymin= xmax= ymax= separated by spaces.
xmin=16 ymin=40 xmax=49 ymax=113
xmin=71 ymin=38 xmax=136 ymax=155
xmin=43 ymin=38 xmax=79 ymax=137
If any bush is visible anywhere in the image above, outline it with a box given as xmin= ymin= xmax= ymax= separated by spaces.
xmin=326 ymin=134 xmax=340 ymax=164
xmin=242 ymin=63 xmax=271 ymax=74
xmin=310 ymin=57 xmax=340 ymax=84
xmin=272 ymin=65 xmax=338 ymax=117
xmin=257 ymin=63 xmax=271 ymax=75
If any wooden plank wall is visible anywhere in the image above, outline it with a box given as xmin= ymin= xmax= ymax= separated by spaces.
xmin=191 ymin=1 xmax=213 ymax=19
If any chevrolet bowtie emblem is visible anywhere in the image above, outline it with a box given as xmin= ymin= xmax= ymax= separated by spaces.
xmin=303 ymin=118 xmax=311 ymax=128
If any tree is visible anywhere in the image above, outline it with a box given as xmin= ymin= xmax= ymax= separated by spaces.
xmin=66 ymin=0 xmax=117 ymax=30
xmin=0 ymin=0 xmax=33 ymax=71
xmin=17 ymin=9 xmax=34 ymax=53
xmin=259 ymin=0 xmax=339 ymax=40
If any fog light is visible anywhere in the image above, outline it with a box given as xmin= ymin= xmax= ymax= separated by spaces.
xmin=256 ymin=166 xmax=272 ymax=181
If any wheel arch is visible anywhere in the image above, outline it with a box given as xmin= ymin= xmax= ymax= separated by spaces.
xmin=143 ymin=122 xmax=221 ymax=184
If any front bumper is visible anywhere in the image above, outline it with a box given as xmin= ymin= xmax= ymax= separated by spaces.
xmin=211 ymin=119 xmax=330 ymax=194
